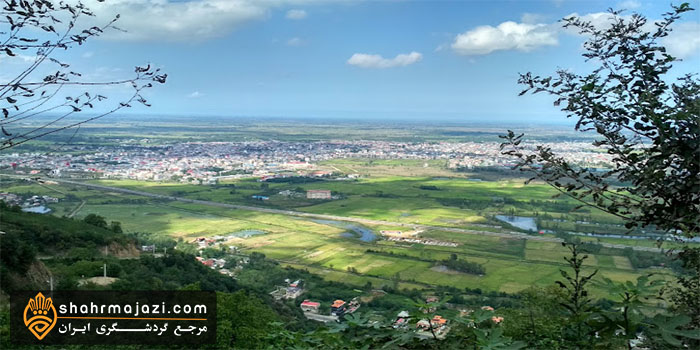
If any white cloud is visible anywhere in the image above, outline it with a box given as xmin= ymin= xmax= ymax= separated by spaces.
xmin=451 ymin=21 xmax=558 ymax=55
xmin=521 ymin=13 xmax=547 ymax=24
xmin=188 ymin=91 xmax=204 ymax=98
xmin=562 ymin=12 xmax=621 ymax=34
xmin=452 ymin=9 xmax=699 ymax=59
xmin=347 ymin=52 xmax=422 ymax=69
xmin=662 ymin=22 xmax=700 ymax=59
xmin=285 ymin=9 xmax=307 ymax=20
xmin=72 ymin=0 xmax=266 ymax=41
xmin=82 ymin=51 xmax=94 ymax=59
xmin=617 ymin=0 xmax=641 ymax=10
xmin=0 ymin=54 xmax=37 ymax=64
xmin=286 ymin=37 xmax=304 ymax=46
xmin=563 ymin=11 xmax=700 ymax=58
xmin=69 ymin=1 xmax=327 ymax=42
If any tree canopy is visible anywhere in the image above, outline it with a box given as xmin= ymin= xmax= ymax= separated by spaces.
xmin=0 ymin=0 xmax=166 ymax=151
xmin=500 ymin=3 xmax=699 ymax=237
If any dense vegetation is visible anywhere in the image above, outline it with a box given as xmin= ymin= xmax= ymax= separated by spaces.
xmin=499 ymin=3 xmax=700 ymax=349
xmin=441 ymin=254 xmax=486 ymax=275
xmin=4 ymin=205 xmax=700 ymax=349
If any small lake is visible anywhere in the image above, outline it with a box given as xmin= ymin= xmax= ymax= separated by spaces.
xmin=313 ymin=219 xmax=377 ymax=242
xmin=494 ymin=215 xmax=538 ymax=231
xmin=493 ymin=215 xmax=700 ymax=243
xmin=22 ymin=206 xmax=51 ymax=214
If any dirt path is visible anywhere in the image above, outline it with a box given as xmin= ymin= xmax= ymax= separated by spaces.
xmin=67 ymin=200 xmax=86 ymax=218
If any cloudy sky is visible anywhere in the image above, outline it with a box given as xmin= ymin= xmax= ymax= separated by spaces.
xmin=8 ymin=0 xmax=700 ymax=123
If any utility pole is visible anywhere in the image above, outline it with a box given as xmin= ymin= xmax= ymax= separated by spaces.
xmin=103 ymin=263 xmax=107 ymax=278
xmin=46 ymin=272 xmax=54 ymax=297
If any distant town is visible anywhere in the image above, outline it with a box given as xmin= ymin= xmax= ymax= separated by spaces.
xmin=1 ymin=140 xmax=612 ymax=184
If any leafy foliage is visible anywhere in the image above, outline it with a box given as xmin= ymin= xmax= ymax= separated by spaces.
xmin=500 ymin=4 xmax=699 ymax=236
xmin=441 ymin=254 xmax=486 ymax=275
xmin=0 ymin=0 xmax=166 ymax=150
xmin=555 ymin=243 xmax=599 ymax=347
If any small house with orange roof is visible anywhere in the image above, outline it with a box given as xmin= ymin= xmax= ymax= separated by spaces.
xmin=300 ymin=300 xmax=320 ymax=313
xmin=331 ymin=299 xmax=347 ymax=316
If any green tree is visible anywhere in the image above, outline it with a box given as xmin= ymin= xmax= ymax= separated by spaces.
xmin=500 ymin=4 xmax=699 ymax=235
xmin=502 ymin=286 xmax=567 ymax=349
xmin=556 ymin=243 xmax=599 ymax=348
xmin=0 ymin=0 xmax=166 ymax=150
xmin=110 ymin=221 xmax=123 ymax=233
xmin=499 ymin=4 xmax=700 ymax=346
xmin=217 ymin=291 xmax=279 ymax=349
xmin=667 ymin=247 xmax=700 ymax=348
xmin=83 ymin=213 xmax=108 ymax=229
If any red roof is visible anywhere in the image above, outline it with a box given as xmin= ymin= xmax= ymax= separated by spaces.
xmin=331 ymin=300 xmax=346 ymax=308
xmin=301 ymin=300 xmax=320 ymax=307
xmin=432 ymin=315 xmax=447 ymax=325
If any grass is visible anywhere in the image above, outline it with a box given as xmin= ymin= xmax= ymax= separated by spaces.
xmin=86 ymin=175 xmax=627 ymax=232
xmin=0 ymin=175 xmax=683 ymax=295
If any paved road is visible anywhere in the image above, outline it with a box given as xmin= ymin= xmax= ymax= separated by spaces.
xmin=303 ymin=312 xmax=338 ymax=323
xmin=3 ymin=175 xmax=663 ymax=252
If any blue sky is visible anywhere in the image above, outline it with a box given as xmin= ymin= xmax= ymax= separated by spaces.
xmin=6 ymin=0 xmax=700 ymax=123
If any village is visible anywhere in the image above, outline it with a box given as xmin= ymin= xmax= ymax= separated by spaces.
xmin=0 ymin=192 xmax=59 ymax=214
xmin=186 ymin=235 xmax=482 ymax=339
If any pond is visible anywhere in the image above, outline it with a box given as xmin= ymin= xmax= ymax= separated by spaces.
xmin=493 ymin=215 xmax=700 ymax=243
xmin=494 ymin=215 xmax=538 ymax=231
xmin=21 ymin=206 xmax=51 ymax=214
xmin=313 ymin=219 xmax=378 ymax=242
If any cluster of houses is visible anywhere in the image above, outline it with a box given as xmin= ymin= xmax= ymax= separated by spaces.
xmin=189 ymin=237 xmax=251 ymax=277
xmin=277 ymin=189 xmax=304 ymax=198
xmin=0 ymin=192 xmax=59 ymax=213
xmin=259 ymin=170 xmax=334 ymax=182
xmin=415 ymin=315 xmax=450 ymax=339
xmin=300 ymin=297 xmax=361 ymax=319
xmin=306 ymin=190 xmax=332 ymax=200
xmin=270 ymin=279 xmax=304 ymax=300
xmin=193 ymin=237 xmax=217 ymax=248
xmin=194 ymin=254 xmax=250 ymax=278
xmin=195 ymin=256 xmax=226 ymax=269
xmin=0 ymin=140 xmax=613 ymax=184
xmin=258 ymin=189 xmax=334 ymax=202
xmin=386 ymin=236 xmax=458 ymax=247
xmin=391 ymin=297 xmax=453 ymax=338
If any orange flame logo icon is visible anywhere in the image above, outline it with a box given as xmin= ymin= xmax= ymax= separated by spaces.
xmin=23 ymin=292 xmax=57 ymax=340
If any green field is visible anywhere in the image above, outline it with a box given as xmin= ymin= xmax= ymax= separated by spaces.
xmin=1 ymin=170 xmax=682 ymax=296
xmin=87 ymin=175 xmax=618 ymax=228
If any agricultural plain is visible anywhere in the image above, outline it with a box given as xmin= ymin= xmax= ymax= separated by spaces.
xmin=1 ymin=159 xmax=681 ymax=296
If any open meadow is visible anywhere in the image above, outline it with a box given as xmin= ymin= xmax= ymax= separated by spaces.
xmin=1 ymin=159 xmax=683 ymax=297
